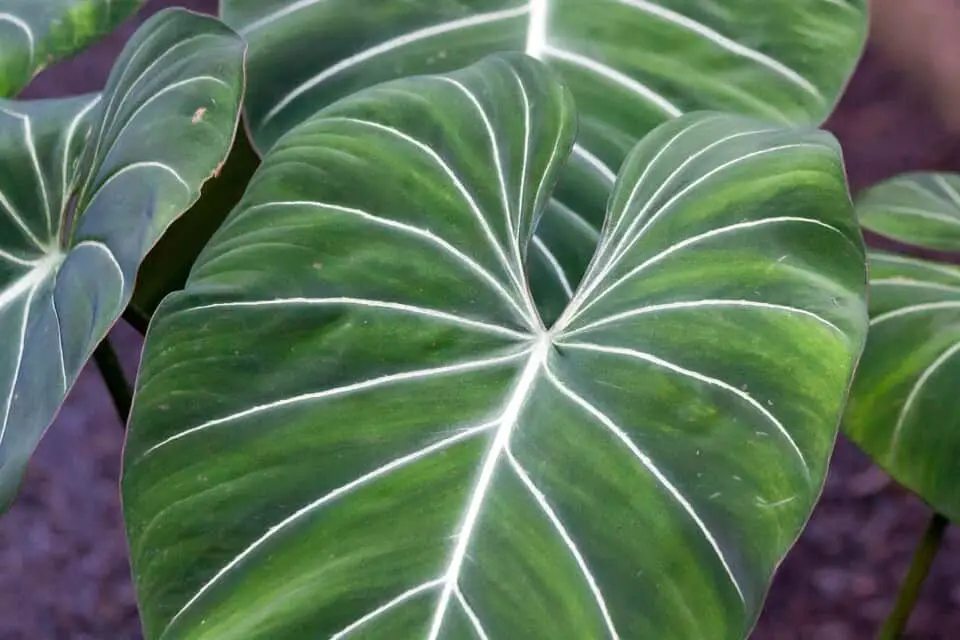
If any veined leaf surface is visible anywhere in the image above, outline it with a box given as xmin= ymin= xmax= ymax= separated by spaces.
xmin=857 ymin=172 xmax=960 ymax=252
xmin=0 ymin=9 xmax=244 ymax=507
xmin=123 ymin=56 xmax=867 ymax=639
xmin=221 ymin=0 xmax=868 ymax=321
xmin=0 ymin=0 xmax=144 ymax=97
xmin=845 ymin=173 xmax=960 ymax=522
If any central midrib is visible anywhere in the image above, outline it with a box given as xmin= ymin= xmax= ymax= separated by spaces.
xmin=525 ymin=0 xmax=549 ymax=59
xmin=427 ymin=333 xmax=550 ymax=637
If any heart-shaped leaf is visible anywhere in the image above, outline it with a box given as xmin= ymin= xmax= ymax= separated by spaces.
xmin=123 ymin=55 xmax=867 ymax=639
xmin=221 ymin=0 xmax=868 ymax=322
xmin=0 ymin=0 xmax=144 ymax=97
xmin=0 ymin=8 xmax=244 ymax=507
xmin=845 ymin=173 xmax=960 ymax=522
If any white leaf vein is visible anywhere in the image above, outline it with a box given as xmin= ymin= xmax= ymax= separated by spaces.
xmin=616 ymin=0 xmax=823 ymax=101
xmin=563 ymin=299 xmax=843 ymax=338
xmin=890 ymin=340 xmax=960 ymax=455
xmin=163 ymin=421 xmax=497 ymax=634
xmin=324 ymin=117 xmax=536 ymax=328
xmin=435 ymin=76 xmax=537 ymax=326
xmin=874 ymin=205 xmax=960 ymax=228
xmin=84 ymin=33 xmax=203 ymax=178
xmin=140 ymin=349 xmax=531 ymax=458
xmin=532 ymin=236 xmax=574 ymax=298
xmin=455 ymin=587 xmax=491 ymax=640
xmin=526 ymin=0 xmax=549 ymax=58
xmin=868 ymin=254 xmax=960 ymax=282
xmin=543 ymin=362 xmax=745 ymax=602
xmin=96 ymin=75 xmax=228 ymax=171
xmin=871 ymin=279 xmax=960 ymax=296
xmin=870 ymin=301 xmax=960 ymax=327
xmin=182 ymin=297 xmax=530 ymax=340
xmin=579 ymin=216 xmax=846 ymax=318
xmin=590 ymin=114 xmax=725 ymax=260
xmin=0 ymin=249 xmax=39 ymax=267
xmin=428 ymin=338 xmax=549 ymax=638
xmin=260 ymin=7 xmax=530 ymax=123
xmin=0 ymin=13 xmax=35 ymax=64
xmin=599 ymin=122 xmax=768 ymax=262
xmin=555 ymin=341 xmax=808 ymax=474
xmin=61 ymin=95 xmax=103 ymax=204
xmin=561 ymin=142 xmax=827 ymax=328
xmin=508 ymin=449 xmax=619 ymax=638
xmin=330 ymin=579 xmax=446 ymax=640
xmin=572 ymin=145 xmax=617 ymax=185
xmin=0 ymin=109 xmax=48 ymax=250
xmin=934 ymin=175 xmax=960 ymax=210
xmin=544 ymin=46 xmax=681 ymax=117
xmin=50 ymin=295 xmax=66 ymax=392
xmin=82 ymin=160 xmax=189 ymax=214
xmin=238 ymin=200 xmax=533 ymax=325
xmin=0 ymin=278 xmax=46 ymax=448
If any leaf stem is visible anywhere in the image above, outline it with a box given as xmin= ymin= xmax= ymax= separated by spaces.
xmin=93 ymin=336 xmax=132 ymax=426
xmin=879 ymin=511 xmax=950 ymax=639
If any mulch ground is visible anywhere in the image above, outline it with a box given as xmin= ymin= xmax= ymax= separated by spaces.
xmin=2 ymin=2 xmax=960 ymax=638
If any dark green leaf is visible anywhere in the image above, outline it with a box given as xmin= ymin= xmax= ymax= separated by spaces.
xmin=0 ymin=8 xmax=245 ymax=507
xmin=221 ymin=0 xmax=868 ymax=322
xmin=123 ymin=55 xmax=867 ymax=639
xmin=845 ymin=172 xmax=960 ymax=522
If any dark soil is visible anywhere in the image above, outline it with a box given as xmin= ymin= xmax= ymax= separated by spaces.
xmin=3 ymin=2 xmax=960 ymax=638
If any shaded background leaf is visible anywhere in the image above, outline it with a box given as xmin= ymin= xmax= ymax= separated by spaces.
xmin=845 ymin=172 xmax=960 ymax=523
xmin=0 ymin=8 xmax=245 ymax=508
xmin=0 ymin=0 xmax=144 ymax=97
xmin=220 ymin=0 xmax=868 ymax=324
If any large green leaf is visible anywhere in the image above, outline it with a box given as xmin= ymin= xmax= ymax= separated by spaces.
xmin=0 ymin=0 xmax=144 ymax=97
xmin=123 ymin=55 xmax=867 ymax=639
xmin=221 ymin=0 xmax=868 ymax=321
xmin=845 ymin=172 xmax=960 ymax=522
xmin=0 ymin=8 xmax=244 ymax=507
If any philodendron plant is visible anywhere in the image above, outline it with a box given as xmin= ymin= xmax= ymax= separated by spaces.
xmin=844 ymin=172 xmax=960 ymax=638
xmin=0 ymin=1 xmax=877 ymax=638
xmin=122 ymin=56 xmax=869 ymax=638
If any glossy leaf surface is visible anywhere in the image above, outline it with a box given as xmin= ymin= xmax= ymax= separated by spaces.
xmin=124 ymin=56 xmax=867 ymax=639
xmin=845 ymin=172 xmax=960 ymax=522
xmin=0 ymin=9 xmax=244 ymax=506
xmin=0 ymin=0 xmax=144 ymax=97
xmin=221 ymin=0 xmax=868 ymax=318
